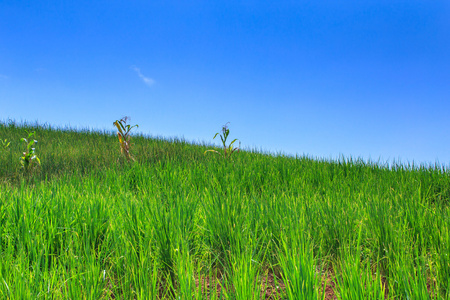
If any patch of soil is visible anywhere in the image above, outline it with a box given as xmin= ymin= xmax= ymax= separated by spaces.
xmin=195 ymin=274 xmax=224 ymax=299
xmin=322 ymin=274 xmax=337 ymax=300
xmin=260 ymin=272 xmax=285 ymax=299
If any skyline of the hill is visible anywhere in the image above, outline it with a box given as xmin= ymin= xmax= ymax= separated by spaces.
xmin=1 ymin=1 xmax=449 ymax=165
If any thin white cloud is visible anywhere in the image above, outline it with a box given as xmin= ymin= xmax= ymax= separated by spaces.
xmin=0 ymin=74 xmax=8 ymax=80
xmin=131 ymin=66 xmax=155 ymax=87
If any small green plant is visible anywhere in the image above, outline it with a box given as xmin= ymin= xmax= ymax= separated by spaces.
xmin=1 ymin=138 xmax=10 ymax=150
xmin=204 ymin=122 xmax=240 ymax=159
xmin=113 ymin=116 xmax=139 ymax=161
xmin=20 ymin=131 xmax=40 ymax=171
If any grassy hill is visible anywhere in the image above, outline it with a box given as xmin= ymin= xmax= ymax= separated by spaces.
xmin=1 ymin=120 xmax=450 ymax=299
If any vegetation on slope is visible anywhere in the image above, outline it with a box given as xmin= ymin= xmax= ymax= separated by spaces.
xmin=1 ymin=120 xmax=450 ymax=299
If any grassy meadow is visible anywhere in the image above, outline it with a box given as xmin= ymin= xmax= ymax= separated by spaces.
xmin=1 ymin=120 xmax=450 ymax=299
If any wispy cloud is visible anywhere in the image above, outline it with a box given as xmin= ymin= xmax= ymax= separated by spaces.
xmin=0 ymin=74 xmax=8 ymax=80
xmin=131 ymin=66 xmax=155 ymax=87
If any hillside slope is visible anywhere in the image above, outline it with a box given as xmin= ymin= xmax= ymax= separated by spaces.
xmin=1 ymin=121 xmax=449 ymax=299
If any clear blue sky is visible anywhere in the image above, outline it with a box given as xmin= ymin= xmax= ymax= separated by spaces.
xmin=1 ymin=1 xmax=449 ymax=165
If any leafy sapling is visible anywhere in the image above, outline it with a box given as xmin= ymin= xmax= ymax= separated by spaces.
xmin=20 ymin=131 xmax=40 ymax=171
xmin=1 ymin=139 xmax=10 ymax=151
xmin=1 ymin=139 xmax=10 ymax=161
xmin=204 ymin=122 xmax=241 ymax=159
xmin=113 ymin=116 xmax=139 ymax=161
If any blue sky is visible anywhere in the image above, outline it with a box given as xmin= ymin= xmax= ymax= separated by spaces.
xmin=1 ymin=1 xmax=449 ymax=165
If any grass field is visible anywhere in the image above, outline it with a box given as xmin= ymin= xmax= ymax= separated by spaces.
xmin=1 ymin=120 xmax=450 ymax=299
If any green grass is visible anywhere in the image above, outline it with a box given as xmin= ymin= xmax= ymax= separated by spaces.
xmin=1 ymin=120 xmax=450 ymax=299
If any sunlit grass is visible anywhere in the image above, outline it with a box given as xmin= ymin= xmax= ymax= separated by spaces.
xmin=1 ymin=120 xmax=450 ymax=299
